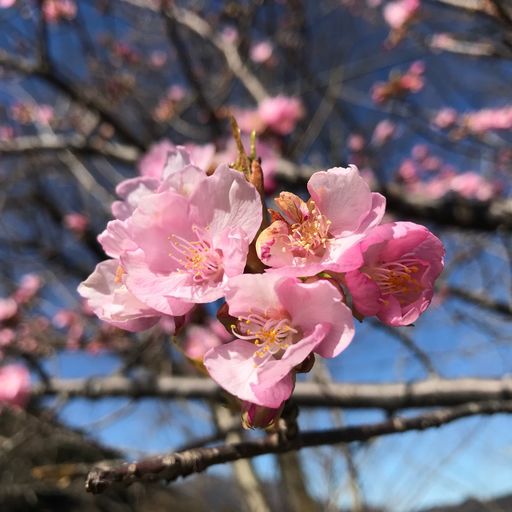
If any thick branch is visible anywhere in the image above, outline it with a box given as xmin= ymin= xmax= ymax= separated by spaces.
xmin=32 ymin=376 xmax=512 ymax=410
xmin=85 ymin=400 xmax=512 ymax=493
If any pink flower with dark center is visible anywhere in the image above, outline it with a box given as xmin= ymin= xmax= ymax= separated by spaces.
xmin=0 ymin=364 xmax=30 ymax=409
xmin=204 ymin=273 xmax=354 ymax=408
xmin=256 ymin=165 xmax=386 ymax=277
xmin=344 ymin=222 xmax=444 ymax=326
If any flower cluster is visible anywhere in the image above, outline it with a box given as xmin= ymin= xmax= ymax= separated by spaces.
xmin=79 ymin=139 xmax=444 ymax=428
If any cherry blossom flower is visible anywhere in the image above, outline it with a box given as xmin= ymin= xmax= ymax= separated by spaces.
xmin=432 ymin=108 xmax=457 ymax=129
xmin=138 ymin=139 xmax=214 ymax=179
xmin=181 ymin=324 xmax=226 ymax=362
xmin=0 ymin=364 xmax=30 ymax=409
xmin=204 ymin=273 xmax=354 ymax=408
xmin=372 ymin=120 xmax=396 ymax=146
xmin=372 ymin=61 xmax=424 ymax=104
xmin=14 ymin=274 xmax=42 ymax=304
xmin=344 ymin=222 xmax=444 ymax=326
xmin=0 ymin=298 xmax=17 ymax=321
xmin=464 ymin=106 xmax=512 ymax=134
xmin=78 ymin=260 xmax=164 ymax=332
xmin=107 ymin=165 xmax=262 ymax=316
xmin=64 ymin=212 xmax=89 ymax=235
xmin=113 ymin=145 xmax=214 ymax=220
xmin=43 ymin=0 xmax=76 ymax=23
xmin=383 ymin=0 xmax=420 ymax=30
xmin=0 ymin=0 xmax=15 ymax=8
xmin=257 ymin=95 xmax=304 ymax=135
xmin=256 ymin=165 xmax=386 ymax=277
xmin=250 ymin=41 xmax=274 ymax=63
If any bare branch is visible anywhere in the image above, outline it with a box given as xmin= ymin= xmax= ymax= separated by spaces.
xmin=445 ymin=285 xmax=512 ymax=316
xmin=0 ymin=133 xmax=140 ymax=163
xmin=32 ymin=376 xmax=512 ymax=410
xmin=85 ymin=400 xmax=512 ymax=493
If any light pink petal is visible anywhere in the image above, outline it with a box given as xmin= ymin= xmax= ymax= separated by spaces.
xmin=77 ymin=259 xmax=163 ymax=332
xmin=161 ymin=146 xmax=193 ymax=178
xmin=307 ymin=166 xmax=373 ymax=235
xmin=323 ymin=234 xmax=364 ymax=273
xmin=138 ymin=140 xmax=176 ymax=178
xmin=189 ymin=165 xmax=262 ymax=241
xmin=356 ymin=193 xmax=386 ymax=233
xmin=98 ymin=219 xmax=137 ymax=258
xmin=224 ymin=273 xmax=282 ymax=318
xmin=159 ymin=164 xmax=206 ymax=196
xmin=204 ymin=340 xmax=294 ymax=408
xmin=256 ymin=323 xmax=329 ymax=384
xmin=112 ymin=177 xmax=160 ymax=220
xmin=121 ymin=250 xmax=194 ymax=316
xmin=277 ymin=279 xmax=354 ymax=358
xmin=216 ymin=227 xmax=250 ymax=278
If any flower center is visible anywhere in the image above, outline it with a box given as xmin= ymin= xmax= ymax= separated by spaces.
xmin=366 ymin=258 xmax=423 ymax=302
xmin=231 ymin=312 xmax=298 ymax=363
xmin=169 ymin=226 xmax=223 ymax=284
xmin=287 ymin=201 xmax=331 ymax=257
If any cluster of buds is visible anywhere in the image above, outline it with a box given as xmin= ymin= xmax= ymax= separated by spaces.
xmin=79 ymin=123 xmax=444 ymax=429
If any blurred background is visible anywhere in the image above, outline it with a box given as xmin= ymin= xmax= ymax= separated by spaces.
xmin=1 ymin=0 xmax=512 ymax=510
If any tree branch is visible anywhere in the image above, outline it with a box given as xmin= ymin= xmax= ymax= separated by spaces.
xmin=32 ymin=376 xmax=512 ymax=410
xmin=0 ymin=133 xmax=140 ymax=163
xmin=85 ymin=400 xmax=512 ymax=493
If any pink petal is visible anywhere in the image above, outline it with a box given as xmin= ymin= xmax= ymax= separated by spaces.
xmin=277 ymin=279 xmax=354 ymax=358
xmin=307 ymin=166 xmax=373 ymax=236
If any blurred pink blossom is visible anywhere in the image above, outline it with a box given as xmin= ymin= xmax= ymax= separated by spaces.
xmin=372 ymin=120 xmax=396 ymax=145
xmin=383 ymin=0 xmax=420 ymax=30
xmin=464 ymin=106 xmax=512 ymax=134
xmin=64 ymin=213 xmax=89 ymax=235
xmin=449 ymin=172 xmax=496 ymax=201
xmin=348 ymin=134 xmax=366 ymax=152
xmin=0 ymin=0 xmax=15 ymax=6
xmin=0 ymin=298 xmax=17 ymax=321
xmin=36 ymin=105 xmax=54 ymax=125
xmin=150 ymin=51 xmax=167 ymax=68
xmin=0 ymin=328 xmax=15 ymax=347
xmin=0 ymin=365 xmax=30 ymax=409
xmin=433 ymin=107 xmax=457 ymax=129
xmin=250 ymin=41 xmax=273 ymax=63
xmin=43 ymin=0 xmax=76 ymax=23
xmin=14 ymin=274 xmax=42 ymax=305
xmin=182 ymin=325 xmax=224 ymax=361
xmin=371 ymin=61 xmax=424 ymax=104
xmin=258 ymin=95 xmax=304 ymax=135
